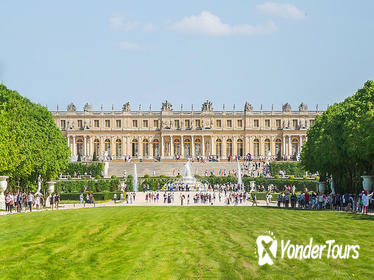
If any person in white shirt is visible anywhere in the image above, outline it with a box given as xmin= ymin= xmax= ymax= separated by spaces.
xmin=28 ymin=193 xmax=34 ymax=212
xmin=362 ymin=190 xmax=373 ymax=214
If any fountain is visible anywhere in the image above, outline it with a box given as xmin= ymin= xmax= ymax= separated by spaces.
xmin=133 ymin=164 xmax=138 ymax=192
xmin=171 ymin=160 xmax=204 ymax=191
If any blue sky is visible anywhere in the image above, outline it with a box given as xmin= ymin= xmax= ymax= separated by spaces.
xmin=0 ymin=0 xmax=373 ymax=111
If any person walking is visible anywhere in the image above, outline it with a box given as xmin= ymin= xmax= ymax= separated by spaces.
xmin=28 ymin=192 xmax=34 ymax=212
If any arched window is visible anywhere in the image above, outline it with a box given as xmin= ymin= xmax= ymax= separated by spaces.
xmin=184 ymin=139 xmax=191 ymax=157
xmin=237 ymin=139 xmax=243 ymax=157
xmin=292 ymin=138 xmax=299 ymax=156
xmin=152 ymin=139 xmax=159 ymax=157
xmin=132 ymin=139 xmax=138 ymax=157
xmin=264 ymin=139 xmax=271 ymax=155
xmin=253 ymin=139 xmax=260 ymax=157
xmin=226 ymin=139 xmax=233 ymax=157
xmin=94 ymin=139 xmax=100 ymax=156
xmin=195 ymin=138 xmax=201 ymax=156
xmin=174 ymin=138 xmax=181 ymax=156
xmin=275 ymin=139 xmax=282 ymax=156
xmin=115 ymin=139 xmax=122 ymax=157
xmin=76 ymin=138 xmax=83 ymax=156
xmin=104 ymin=139 xmax=111 ymax=156
xmin=143 ymin=139 xmax=149 ymax=157
xmin=216 ymin=139 xmax=222 ymax=157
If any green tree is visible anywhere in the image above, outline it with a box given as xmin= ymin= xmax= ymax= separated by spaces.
xmin=0 ymin=84 xmax=70 ymax=187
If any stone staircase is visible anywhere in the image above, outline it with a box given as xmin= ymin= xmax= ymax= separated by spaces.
xmin=108 ymin=161 xmax=244 ymax=177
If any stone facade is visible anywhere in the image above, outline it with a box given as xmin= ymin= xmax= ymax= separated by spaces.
xmin=51 ymin=101 xmax=321 ymax=161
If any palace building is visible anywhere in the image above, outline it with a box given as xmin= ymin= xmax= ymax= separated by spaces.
xmin=51 ymin=101 xmax=322 ymax=161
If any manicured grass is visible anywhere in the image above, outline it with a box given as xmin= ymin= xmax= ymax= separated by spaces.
xmin=0 ymin=207 xmax=373 ymax=280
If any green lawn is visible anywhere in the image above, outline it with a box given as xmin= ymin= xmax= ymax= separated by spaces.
xmin=0 ymin=207 xmax=373 ymax=280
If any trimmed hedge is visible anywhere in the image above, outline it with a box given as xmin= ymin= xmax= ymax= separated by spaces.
xmin=60 ymin=192 xmax=122 ymax=201
xmin=64 ymin=162 xmax=104 ymax=177
xmin=200 ymin=175 xmax=317 ymax=192
xmin=269 ymin=162 xmax=306 ymax=178
xmin=56 ymin=179 xmax=122 ymax=193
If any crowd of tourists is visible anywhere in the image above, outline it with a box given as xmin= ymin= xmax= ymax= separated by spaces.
xmin=4 ymin=192 xmax=60 ymax=214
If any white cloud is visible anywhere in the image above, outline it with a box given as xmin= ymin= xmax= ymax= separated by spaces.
xmin=257 ymin=2 xmax=306 ymax=20
xmin=170 ymin=11 xmax=277 ymax=36
xmin=109 ymin=16 xmax=139 ymax=31
xmin=118 ymin=41 xmax=141 ymax=51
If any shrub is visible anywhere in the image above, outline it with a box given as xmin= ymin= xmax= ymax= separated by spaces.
xmin=64 ymin=162 xmax=104 ymax=177
xmin=275 ymin=174 xmax=280 ymax=179
xmin=289 ymin=175 xmax=295 ymax=179
xmin=111 ymin=175 xmax=117 ymax=179
xmin=270 ymin=162 xmax=306 ymax=178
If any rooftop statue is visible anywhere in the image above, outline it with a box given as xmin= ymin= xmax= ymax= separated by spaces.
xmin=244 ymin=102 xmax=253 ymax=112
xmin=122 ymin=102 xmax=130 ymax=112
xmin=201 ymin=100 xmax=213 ymax=112
xmin=298 ymin=102 xmax=308 ymax=112
xmin=161 ymin=100 xmax=173 ymax=112
xmin=67 ymin=103 xmax=76 ymax=112
xmin=282 ymin=103 xmax=291 ymax=112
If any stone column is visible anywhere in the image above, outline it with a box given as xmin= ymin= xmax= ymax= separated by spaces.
xmin=160 ymin=136 xmax=164 ymax=158
xmin=181 ymin=136 xmax=184 ymax=158
xmin=138 ymin=136 xmax=143 ymax=158
xmin=222 ymin=137 xmax=227 ymax=159
xmin=249 ymin=136 xmax=253 ymax=155
xmin=72 ymin=136 xmax=76 ymax=157
xmin=202 ymin=136 xmax=205 ymax=156
xmin=90 ymin=137 xmax=93 ymax=158
xmin=211 ymin=136 xmax=214 ymax=155
xmin=170 ymin=136 xmax=174 ymax=157
xmin=0 ymin=176 xmax=9 ymax=210
xmin=282 ymin=136 xmax=286 ymax=156
xmin=192 ymin=135 xmax=195 ymax=158
xmin=288 ymin=136 xmax=291 ymax=156
xmin=300 ymin=135 xmax=303 ymax=151
xmin=271 ymin=136 xmax=275 ymax=156
xmin=67 ymin=136 xmax=70 ymax=153
xmin=84 ymin=136 xmax=87 ymax=157
xmin=233 ymin=136 xmax=237 ymax=156
xmin=100 ymin=136 xmax=104 ymax=157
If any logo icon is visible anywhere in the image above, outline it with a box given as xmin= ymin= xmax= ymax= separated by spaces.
xmin=256 ymin=233 xmax=277 ymax=266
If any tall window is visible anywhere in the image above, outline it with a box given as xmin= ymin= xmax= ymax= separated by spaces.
xmin=116 ymin=120 xmax=121 ymax=128
xmin=216 ymin=139 xmax=222 ymax=157
xmin=105 ymin=120 xmax=110 ymax=128
xmin=76 ymin=138 xmax=83 ymax=156
xmin=265 ymin=119 xmax=270 ymax=128
xmin=133 ymin=120 xmax=138 ymax=128
xmin=174 ymin=139 xmax=181 ymax=156
xmin=152 ymin=139 xmax=159 ymax=157
xmin=293 ymin=119 xmax=298 ymax=128
xmin=265 ymin=139 xmax=271 ymax=155
xmin=237 ymin=139 xmax=243 ymax=157
xmin=237 ymin=120 xmax=242 ymax=128
xmin=60 ymin=120 xmax=66 ymax=129
xmin=143 ymin=120 xmax=148 ymax=128
xmin=115 ymin=139 xmax=122 ymax=157
xmin=292 ymin=138 xmax=299 ymax=156
xmin=253 ymin=139 xmax=260 ymax=156
xmin=78 ymin=120 xmax=83 ymax=129
xmin=226 ymin=139 xmax=233 ymax=157
xmin=185 ymin=120 xmax=190 ymax=128
xmin=104 ymin=139 xmax=111 ymax=155
xmin=195 ymin=138 xmax=201 ymax=156
xmin=94 ymin=120 xmax=99 ymax=128
xmin=216 ymin=120 xmax=221 ymax=128
xmin=143 ymin=139 xmax=149 ymax=157
xmin=154 ymin=120 xmax=159 ymax=128
xmin=227 ymin=120 xmax=232 ymax=128
xmin=174 ymin=120 xmax=180 ymax=129
xmin=184 ymin=139 xmax=191 ymax=157
xmin=195 ymin=119 xmax=201 ymax=128
xmin=132 ymin=139 xmax=138 ymax=156
xmin=275 ymin=139 xmax=282 ymax=155
xmin=94 ymin=139 xmax=100 ymax=156
xmin=254 ymin=120 xmax=259 ymax=128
